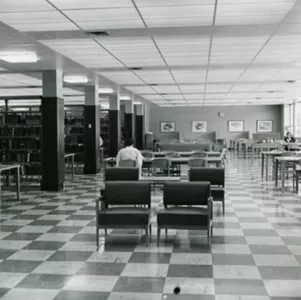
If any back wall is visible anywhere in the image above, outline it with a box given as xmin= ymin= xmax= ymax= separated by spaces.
xmin=149 ymin=104 xmax=283 ymax=144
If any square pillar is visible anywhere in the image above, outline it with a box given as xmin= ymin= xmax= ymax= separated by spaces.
xmin=109 ymin=92 xmax=121 ymax=157
xmin=135 ymin=103 xmax=144 ymax=150
xmin=124 ymin=98 xmax=135 ymax=142
xmin=41 ymin=70 xmax=65 ymax=191
xmin=84 ymin=84 xmax=100 ymax=174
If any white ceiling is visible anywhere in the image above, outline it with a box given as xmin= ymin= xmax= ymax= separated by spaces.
xmin=0 ymin=0 xmax=300 ymax=106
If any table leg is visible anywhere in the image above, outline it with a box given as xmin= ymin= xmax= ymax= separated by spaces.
xmin=275 ymin=160 xmax=279 ymax=187
xmin=266 ymin=155 xmax=269 ymax=181
xmin=204 ymin=160 xmax=209 ymax=168
xmin=281 ymin=161 xmax=285 ymax=193
xmin=251 ymin=147 xmax=254 ymax=165
xmin=71 ymin=155 xmax=74 ymax=180
xmin=261 ymin=153 xmax=264 ymax=178
xmin=0 ymin=173 xmax=2 ymax=207
xmin=16 ymin=167 xmax=20 ymax=201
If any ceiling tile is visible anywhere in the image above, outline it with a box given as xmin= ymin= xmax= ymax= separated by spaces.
xmin=49 ymin=0 xmax=134 ymax=9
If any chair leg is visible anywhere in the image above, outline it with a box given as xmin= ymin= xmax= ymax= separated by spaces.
xmin=211 ymin=224 xmax=213 ymax=237
xmin=222 ymin=200 xmax=225 ymax=216
xmin=96 ymin=226 xmax=99 ymax=247
xmin=104 ymin=229 xmax=108 ymax=237
xmin=297 ymin=174 xmax=299 ymax=193
xmin=165 ymin=229 xmax=168 ymax=235
xmin=157 ymin=228 xmax=161 ymax=246
xmin=145 ymin=227 xmax=149 ymax=247
xmin=149 ymin=224 xmax=152 ymax=235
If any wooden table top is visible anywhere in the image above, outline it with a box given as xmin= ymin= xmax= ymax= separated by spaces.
xmin=140 ymin=176 xmax=181 ymax=181
xmin=275 ymin=156 xmax=301 ymax=162
xmin=0 ymin=164 xmax=21 ymax=172
xmin=105 ymin=157 xmax=222 ymax=163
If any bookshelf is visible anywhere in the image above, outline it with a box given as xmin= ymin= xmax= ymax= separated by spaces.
xmin=100 ymin=109 xmax=109 ymax=158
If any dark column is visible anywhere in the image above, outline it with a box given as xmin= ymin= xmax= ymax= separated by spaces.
xmin=84 ymin=106 xmax=100 ymax=174
xmin=41 ymin=97 xmax=65 ymax=191
xmin=135 ymin=104 xmax=144 ymax=150
xmin=109 ymin=94 xmax=120 ymax=157
xmin=84 ymin=84 xmax=100 ymax=174
xmin=124 ymin=99 xmax=134 ymax=141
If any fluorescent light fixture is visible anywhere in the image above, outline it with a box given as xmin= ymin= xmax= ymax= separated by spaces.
xmin=120 ymin=96 xmax=131 ymax=100
xmin=133 ymin=101 xmax=142 ymax=105
xmin=12 ymin=108 xmax=30 ymax=112
xmin=9 ymin=100 xmax=41 ymax=106
xmin=98 ymin=88 xmax=114 ymax=94
xmin=0 ymin=52 xmax=38 ymax=63
xmin=64 ymin=75 xmax=88 ymax=84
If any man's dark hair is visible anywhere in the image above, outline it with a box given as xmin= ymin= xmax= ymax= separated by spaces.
xmin=125 ymin=137 xmax=134 ymax=147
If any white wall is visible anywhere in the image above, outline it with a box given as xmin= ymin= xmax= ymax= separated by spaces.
xmin=149 ymin=104 xmax=283 ymax=144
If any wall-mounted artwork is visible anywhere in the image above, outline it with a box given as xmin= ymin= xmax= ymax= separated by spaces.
xmin=160 ymin=121 xmax=175 ymax=133
xmin=257 ymin=120 xmax=273 ymax=132
xmin=192 ymin=121 xmax=207 ymax=133
xmin=228 ymin=120 xmax=244 ymax=132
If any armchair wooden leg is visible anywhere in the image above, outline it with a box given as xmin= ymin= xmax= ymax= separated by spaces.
xmin=157 ymin=228 xmax=161 ymax=246
xmin=96 ymin=226 xmax=99 ymax=247
xmin=145 ymin=227 xmax=149 ymax=247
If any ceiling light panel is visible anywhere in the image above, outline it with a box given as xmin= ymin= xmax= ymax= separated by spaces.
xmin=206 ymin=84 xmax=232 ymax=93
xmin=0 ymin=11 xmax=69 ymax=25
xmin=76 ymin=20 xmax=145 ymax=30
xmin=97 ymin=37 xmax=165 ymax=67
xmin=154 ymin=85 xmax=180 ymax=93
xmin=145 ymin=17 xmax=213 ymax=27
xmin=49 ymin=0 xmax=134 ymax=9
xmin=179 ymin=85 xmax=205 ymax=93
xmin=13 ymin=22 xmax=78 ymax=32
xmin=0 ymin=0 xmax=54 ymax=12
xmin=63 ymin=8 xmax=140 ymax=22
xmin=99 ymin=71 xmax=144 ymax=85
xmin=126 ymin=85 xmax=156 ymax=94
xmin=207 ymin=69 xmax=244 ymax=82
xmin=139 ymin=5 xmax=215 ymax=19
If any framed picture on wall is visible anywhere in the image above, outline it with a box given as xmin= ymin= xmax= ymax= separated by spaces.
xmin=228 ymin=120 xmax=244 ymax=132
xmin=192 ymin=121 xmax=207 ymax=132
xmin=160 ymin=121 xmax=175 ymax=133
xmin=257 ymin=120 xmax=273 ymax=132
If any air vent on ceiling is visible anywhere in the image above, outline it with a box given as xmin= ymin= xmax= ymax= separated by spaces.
xmin=159 ymin=93 xmax=167 ymax=95
xmin=287 ymin=80 xmax=295 ymax=83
xmin=28 ymin=85 xmax=40 ymax=88
xmin=268 ymin=91 xmax=274 ymax=93
xmin=128 ymin=67 xmax=143 ymax=71
xmin=149 ymin=84 xmax=158 ymax=86
xmin=87 ymin=31 xmax=109 ymax=37
xmin=255 ymin=97 xmax=261 ymax=100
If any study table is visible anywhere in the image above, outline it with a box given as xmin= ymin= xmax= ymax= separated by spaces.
xmin=151 ymin=151 xmax=221 ymax=157
xmin=261 ymin=151 xmax=283 ymax=180
xmin=0 ymin=164 xmax=21 ymax=206
xmin=274 ymin=156 xmax=301 ymax=192
xmin=104 ymin=156 xmax=223 ymax=169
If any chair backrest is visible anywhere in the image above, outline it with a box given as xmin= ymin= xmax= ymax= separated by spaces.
xmin=189 ymin=167 xmax=225 ymax=186
xmin=188 ymin=158 xmax=205 ymax=168
xmin=164 ymin=182 xmax=210 ymax=206
xmin=152 ymin=158 xmax=170 ymax=169
xmin=295 ymin=152 xmax=301 ymax=157
xmin=191 ymin=151 xmax=206 ymax=157
xmin=105 ymin=167 xmax=139 ymax=181
xmin=104 ymin=181 xmax=151 ymax=206
xmin=119 ymin=159 xmax=136 ymax=167
xmin=287 ymin=144 xmax=300 ymax=151
xmin=165 ymin=151 xmax=180 ymax=157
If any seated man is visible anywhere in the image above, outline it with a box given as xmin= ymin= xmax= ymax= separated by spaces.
xmin=116 ymin=138 xmax=143 ymax=176
xmin=284 ymin=132 xmax=296 ymax=151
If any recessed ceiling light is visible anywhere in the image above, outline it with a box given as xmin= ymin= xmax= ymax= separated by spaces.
xmin=0 ymin=52 xmax=39 ymax=63
xmin=64 ymin=75 xmax=88 ymax=84
xmin=120 ymin=96 xmax=131 ymax=100
xmin=98 ymin=88 xmax=114 ymax=94
xmin=133 ymin=101 xmax=142 ymax=105
xmin=128 ymin=67 xmax=143 ymax=71
xmin=101 ymin=103 xmax=109 ymax=109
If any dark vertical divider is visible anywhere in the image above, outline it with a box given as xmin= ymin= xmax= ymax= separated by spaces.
xmin=109 ymin=110 xmax=120 ymax=157
xmin=124 ymin=113 xmax=134 ymax=140
xmin=41 ymin=97 xmax=65 ymax=191
xmin=84 ymin=106 xmax=100 ymax=174
xmin=135 ymin=115 xmax=144 ymax=150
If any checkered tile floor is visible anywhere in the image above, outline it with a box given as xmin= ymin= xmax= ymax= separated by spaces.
xmin=1 ymin=155 xmax=301 ymax=299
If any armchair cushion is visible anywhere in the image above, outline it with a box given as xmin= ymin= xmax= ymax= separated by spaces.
xmin=157 ymin=207 xmax=209 ymax=227
xmin=99 ymin=207 xmax=150 ymax=227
